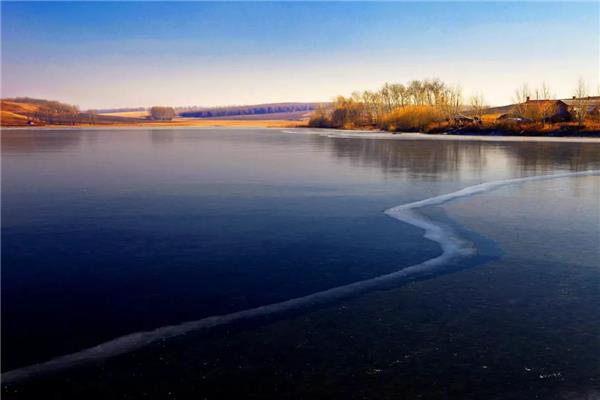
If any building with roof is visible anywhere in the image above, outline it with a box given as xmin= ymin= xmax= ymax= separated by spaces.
xmin=521 ymin=98 xmax=570 ymax=122
xmin=561 ymin=96 xmax=600 ymax=118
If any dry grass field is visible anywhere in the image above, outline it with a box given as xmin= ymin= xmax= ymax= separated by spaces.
xmin=1 ymin=110 xmax=30 ymax=125
xmin=98 ymin=111 xmax=150 ymax=118
xmin=1 ymin=100 xmax=40 ymax=126
xmin=96 ymin=118 xmax=305 ymax=128
xmin=1 ymin=100 xmax=39 ymax=114
xmin=480 ymin=113 xmax=502 ymax=123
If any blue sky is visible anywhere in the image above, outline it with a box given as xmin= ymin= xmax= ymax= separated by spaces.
xmin=2 ymin=1 xmax=598 ymax=109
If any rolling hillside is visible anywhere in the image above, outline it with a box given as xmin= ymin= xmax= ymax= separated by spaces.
xmin=1 ymin=98 xmax=146 ymax=126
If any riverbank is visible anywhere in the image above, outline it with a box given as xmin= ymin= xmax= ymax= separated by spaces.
xmin=286 ymin=129 xmax=600 ymax=143
xmin=303 ymin=123 xmax=600 ymax=138
xmin=308 ymin=121 xmax=600 ymax=138
xmin=426 ymin=125 xmax=600 ymax=138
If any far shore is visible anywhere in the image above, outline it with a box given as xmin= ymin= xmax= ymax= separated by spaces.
xmin=1 ymin=118 xmax=305 ymax=129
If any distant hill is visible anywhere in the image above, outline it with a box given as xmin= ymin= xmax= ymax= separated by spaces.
xmin=178 ymin=102 xmax=323 ymax=119
xmin=194 ymin=110 xmax=313 ymax=121
xmin=478 ymin=104 xmax=515 ymax=115
xmin=1 ymin=98 xmax=146 ymax=126
xmin=94 ymin=103 xmax=323 ymax=120
xmin=1 ymin=98 xmax=324 ymax=126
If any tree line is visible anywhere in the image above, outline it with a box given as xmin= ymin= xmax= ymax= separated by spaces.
xmin=9 ymin=97 xmax=93 ymax=125
xmin=308 ymin=79 xmax=465 ymax=131
xmin=309 ymin=78 xmax=599 ymax=132
xmin=179 ymin=103 xmax=319 ymax=118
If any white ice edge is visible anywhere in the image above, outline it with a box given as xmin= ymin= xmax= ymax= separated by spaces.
xmin=3 ymin=169 xmax=599 ymax=384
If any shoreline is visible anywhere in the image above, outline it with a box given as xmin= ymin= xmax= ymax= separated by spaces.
xmin=0 ymin=118 xmax=304 ymax=130
xmin=284 ymin=128 xmax=600 ymax=143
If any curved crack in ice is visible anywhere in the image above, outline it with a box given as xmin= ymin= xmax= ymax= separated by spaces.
xmin=3 ymin=169 xmax=598 ymax=384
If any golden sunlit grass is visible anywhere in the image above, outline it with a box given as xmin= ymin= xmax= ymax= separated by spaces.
xmin=1 ymin=110 xmax=30 ymax=125
xmin=554 ymin=120 xmax=600 ymax=132
xmin=480 ymin=113 xmax=502 ymax=123
xmin=1 ymin=100 xmax=40 ymax=114
xmin=381 ymin=105 xmax=445 ymax=131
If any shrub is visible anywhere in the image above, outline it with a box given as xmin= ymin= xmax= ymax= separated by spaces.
xmin=308 ymin=106 xmax=333 ymax=128
xmin=381 ymin=105 xmax=445 ymax=132
xmin=150 ymin=106 xmax=176 ymax=121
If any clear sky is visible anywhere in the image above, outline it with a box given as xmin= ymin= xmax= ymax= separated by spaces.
xmin=2 ymin=1 xmax=598 ymax=109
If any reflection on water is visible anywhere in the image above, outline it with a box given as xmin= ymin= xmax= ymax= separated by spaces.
xmin=311 ymin=135 xmax=600 ymax=179
xmin=1 ymin=130 xmax=83 ymax=153
xmin=4 ymin=129 xmax=600 ymax=177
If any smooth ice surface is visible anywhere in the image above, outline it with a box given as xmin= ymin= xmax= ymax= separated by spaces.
xmin=2 ymin=128 xmax=600 ymax=382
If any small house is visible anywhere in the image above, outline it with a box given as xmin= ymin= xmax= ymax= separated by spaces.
xmin=520 ymin=98 xmax=570 ymax=122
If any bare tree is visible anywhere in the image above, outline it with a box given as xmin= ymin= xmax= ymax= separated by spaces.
xmin=407 ymin=80 xmax=425 ymax=105
xmin=513 ymin=83 xmax=530 ymax=104
xmin=427 ymin=79 xmax=446 ymax=106
xmin=388 ymin=84 xmax=407 ymax=108
xmin=512 ymin=83 xmax=531 ymax=116
xmin=572 ymin=78 xmax=588 ymax=126
xmin=469 ymin=93 xmax=487 ymax=120
xmin=440 ymin=85 xmax=463 ymax=118
xmin=534 ymin=82 xmax=553 ymax=100
xmin=535 ymin=83 xmax=556 ymax=125
xmin=380 ymin=83 xmax=393 ymax=113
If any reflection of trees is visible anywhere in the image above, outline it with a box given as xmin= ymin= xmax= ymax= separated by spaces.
xmin=1 ymin=130 xmax=83 ymax=154
xmin=312 ymin=135 xmax=600 ymax=179
xmin=501 ymin=142 xmax=600 ymax=174
xmin=311 ymin=136 xmax=487 ymax=180
xmin=149 ymin=130 xmax=176 ymax=145
xmin=3 ymin=130 xmax=599 ymax=180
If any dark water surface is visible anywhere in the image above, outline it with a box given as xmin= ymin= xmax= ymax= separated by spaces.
xmin=2 ymin=129 xmax=600 ymax=392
